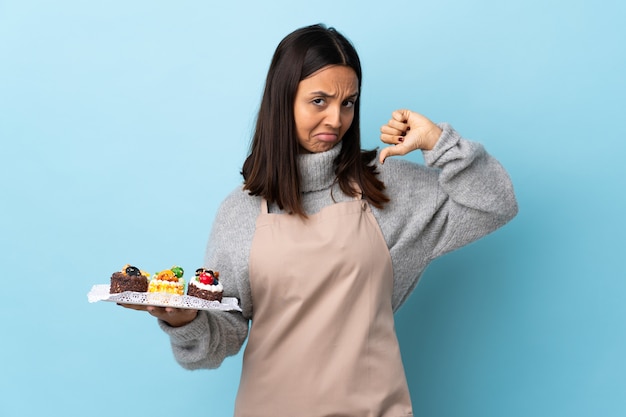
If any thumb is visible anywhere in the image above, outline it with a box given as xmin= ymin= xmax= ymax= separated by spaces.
xmin=379 ymin=144 xmax=401 ymax=164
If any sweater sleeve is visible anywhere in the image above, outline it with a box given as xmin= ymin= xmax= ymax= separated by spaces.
xmin=157 ymin=187 xmax=258 ymax=369
xmin=421 ymin=123 xmax=518 ymax=256
xmin=373 ymin=123 xmax=518 ymax=310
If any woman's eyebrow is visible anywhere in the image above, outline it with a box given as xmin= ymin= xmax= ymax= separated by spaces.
xmin=308 ymin=90 xmax=359 ymax=98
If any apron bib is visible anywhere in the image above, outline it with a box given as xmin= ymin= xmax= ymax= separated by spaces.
xmin=235 ymin=197 xmax=413 ymax=417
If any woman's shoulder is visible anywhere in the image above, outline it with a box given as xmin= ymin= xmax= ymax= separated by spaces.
xmin=218 ymin=184 xmax=262 ymax=215
xmin=210 ymin=184 xmax=261 ymax=239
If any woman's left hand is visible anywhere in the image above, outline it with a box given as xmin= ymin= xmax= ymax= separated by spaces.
xmin=118 ymin=303 xmax=199 ymax=327
xmin=379 ymin=109 xmax=442 ymax=163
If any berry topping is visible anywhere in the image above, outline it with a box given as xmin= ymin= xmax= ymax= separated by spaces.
xmin=198 ymin=272 xmax=212 ymax=285
xmin=197 ymin=270 xmax=220 ymax=285
xmin=125 ymin=265 xmax=141 ymax=276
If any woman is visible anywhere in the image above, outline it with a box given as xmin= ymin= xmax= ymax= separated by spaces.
xmin=133 ymin=24 xmax=518 ymax=416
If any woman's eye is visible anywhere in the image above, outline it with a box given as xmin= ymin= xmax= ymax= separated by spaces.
xmin=312 ymin=98 xmax=325 ymax=105
xmin=343 ymin=99 xmax=355 ymax=108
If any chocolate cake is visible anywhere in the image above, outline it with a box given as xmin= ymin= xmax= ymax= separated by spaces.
xmin=110 ymin=265 xmax=149 ymax=293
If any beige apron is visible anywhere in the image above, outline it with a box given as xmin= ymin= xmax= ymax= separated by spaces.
xmin=235 ymin=196 xmax=413 ymax=417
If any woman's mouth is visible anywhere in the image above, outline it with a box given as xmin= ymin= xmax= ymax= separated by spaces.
xmin=315 ymin=133 xmax=338 ymax=142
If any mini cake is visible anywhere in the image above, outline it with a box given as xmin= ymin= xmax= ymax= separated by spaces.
xmin=148 ymin=266 xmax=185 ymax=295
xmin=187 ymin=268 xmax=223 ymax=302
xmin=110 ymin=264 xmax=150 ymax=293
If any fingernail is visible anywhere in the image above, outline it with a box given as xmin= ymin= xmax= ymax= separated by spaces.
xmin=398 ymin=137 xmax=404 ymax=142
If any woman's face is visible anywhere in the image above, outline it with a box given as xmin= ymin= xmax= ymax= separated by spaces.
xmin=293 ymin=65 xmax=359 ymax=153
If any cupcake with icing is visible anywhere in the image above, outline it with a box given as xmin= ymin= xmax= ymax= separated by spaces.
xmin=187 ymin=268 xmax=223 ymax=302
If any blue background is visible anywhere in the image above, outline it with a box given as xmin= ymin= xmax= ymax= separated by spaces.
xmin=1 ymin=1 xmax=625 ymax=416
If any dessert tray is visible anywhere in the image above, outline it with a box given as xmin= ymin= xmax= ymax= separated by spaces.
xmin=87 ymin=284 xmax=241 ymax=312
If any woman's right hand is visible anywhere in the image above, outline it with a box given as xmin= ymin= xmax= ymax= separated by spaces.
xmin=118 ymin=303 xmax=198 ymax=327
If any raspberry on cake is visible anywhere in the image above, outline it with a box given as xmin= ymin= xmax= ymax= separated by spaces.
xmin=148 ymin=266 xmax=185 ymax=295
xmin=110 ymin=264 xmax=150 ymax=293
xmin=187 ymin=268 xmax=223 ymax=302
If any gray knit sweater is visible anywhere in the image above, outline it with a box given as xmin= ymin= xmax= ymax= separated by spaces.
xmin=159 ymin=123 xmax=518 ymax=369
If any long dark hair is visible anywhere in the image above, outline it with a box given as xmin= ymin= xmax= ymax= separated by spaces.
xmin=242 ymin=24 xmax=388 ymax=216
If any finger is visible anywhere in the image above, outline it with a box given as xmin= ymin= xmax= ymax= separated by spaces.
xmin=390 ymin=118 xmax=408 ymax=132
xmin=392 ymin=109 xmax=411 ymax=123
xmin=384 ymin=117 xmax=409 ymax=134
xmin=381 ymin=122 xmax=407 ymax=143
xmin=146 ymin=306 xmax=170 ymax=318
xmin=380 ymin=123 xmax=405 ymax=138
xmin=117 ymin=303 xmax=149 ymax=311
xmin=163 ymin=307 xmax=194 ymax=315
xmin=380 ymin=132 xmax=404 ymax=145
xmin=153 ymin=306 xmax=197 ymax=318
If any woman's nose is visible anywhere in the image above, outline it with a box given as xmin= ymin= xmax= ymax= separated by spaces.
xmin=324 ymin=105 xmax=342 ymax=128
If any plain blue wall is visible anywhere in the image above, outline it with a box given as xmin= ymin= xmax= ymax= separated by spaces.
xmin=1 ymin=1 xmax=625 ymax=416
